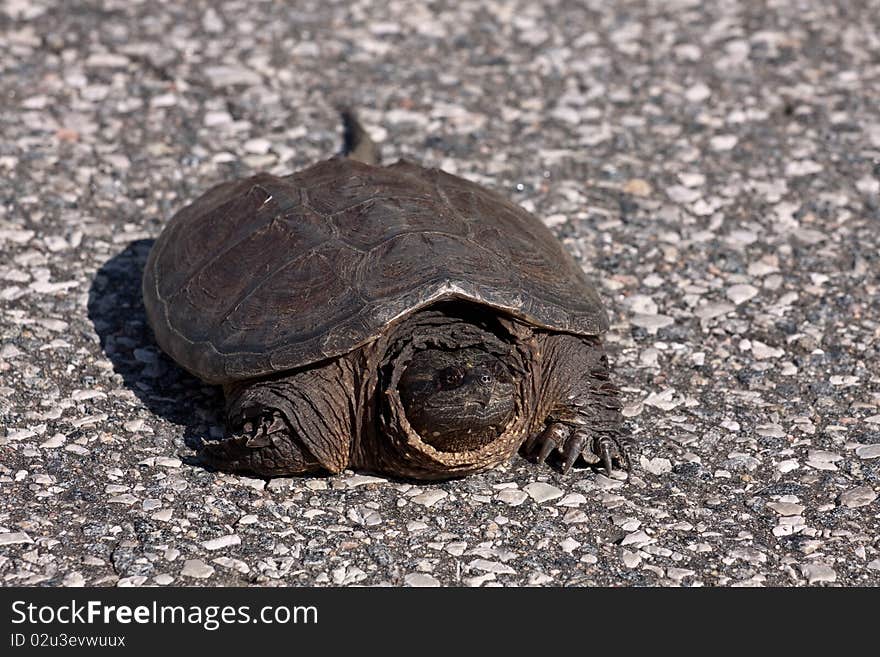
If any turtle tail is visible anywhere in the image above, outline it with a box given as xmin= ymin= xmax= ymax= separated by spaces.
xmin=339 ymin=108 xmax=380 ymax=166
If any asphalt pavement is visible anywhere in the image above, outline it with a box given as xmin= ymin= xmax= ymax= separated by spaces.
xmin=1 ymin=0 xmax=878 ymax=586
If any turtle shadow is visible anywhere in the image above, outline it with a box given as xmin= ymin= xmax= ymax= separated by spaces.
xmin=87 ymin=239 xmax=223 ymax=455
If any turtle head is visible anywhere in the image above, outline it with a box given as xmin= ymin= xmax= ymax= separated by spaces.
xmin=397 ymin=346 xmax=517 ymax=452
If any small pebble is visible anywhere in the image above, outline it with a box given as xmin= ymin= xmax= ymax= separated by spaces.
xmin=181 ymin=559 xmax=215 ymax=579
xmin=411 ymin=490 xmax=448 ymax=507
xmin=630 ymin=314 xmax=674 ymax=332
xmin=404 ymin=573 xmax=441 ymax=587
xmin=497 ymin=488 xmax=528 ymax=506
xmin=623 ymin=179 xmax=652 ymax=196
xmin=726 ymin=284 xmax=759 ymax=304
xmin=640 ymin=457 xmax=673 ymax=475
xmin=523 ymin=482 xmax=563 ymax=503
xmin=767 ymin=502 xmax=805 ymax=516
xmin=469 ymin=559 xmax=516 ymax=575
xmin=621 ymin=550 xmax=642 ymax=569
xmin=202 ymin=535 xmax=242 ymax=551
xmin=800 ymin=563 xmax=836 ymax=584
xmin=855 ymin=444 xmax=880 ymax=460
xmin=839 ymin=486 xmax=877 ymax=509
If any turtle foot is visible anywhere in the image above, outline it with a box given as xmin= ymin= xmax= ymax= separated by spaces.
xmin=198 ymin=410 xmax=322 ymax=477
xmin=524 ymin=422 xmax=630 ymax=476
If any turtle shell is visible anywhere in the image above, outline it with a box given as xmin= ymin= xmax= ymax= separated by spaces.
xmin=143 ymin=158 xmax=608 ymax=384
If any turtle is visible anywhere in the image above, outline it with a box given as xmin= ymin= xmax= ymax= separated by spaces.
xmin=142 ymin=111 xmax=628 ymax=480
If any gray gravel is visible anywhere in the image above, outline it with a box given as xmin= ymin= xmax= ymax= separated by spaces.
xmin=1 ymin=0 xmax=879 ymax=587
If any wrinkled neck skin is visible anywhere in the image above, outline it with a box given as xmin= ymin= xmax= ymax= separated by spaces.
xmin=355 ymin=302 xmax=538 ymax=479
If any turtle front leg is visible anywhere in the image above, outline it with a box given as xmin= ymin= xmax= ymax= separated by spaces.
xmin=522 ymin=334 xmax=628 ymax=475
xmin=523 ymin=390 xmax=628 ymax=475
xmin=200 ymin=407 xmax=325 ymax=476
xmin=200 ymin=358 xmax=358 ymax=477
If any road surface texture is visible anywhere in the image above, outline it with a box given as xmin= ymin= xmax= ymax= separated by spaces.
xmin=1 ymin=0 xmax=878 ymax=586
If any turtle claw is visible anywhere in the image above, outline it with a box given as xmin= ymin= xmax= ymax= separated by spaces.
xmin=594 ymin=435 xmax=633 ymax=477
xmin=600 ymin=440 xmax=614 ymax=477
xmin=561 ymin=434 xmax=587 ymax=474
xmin=536 ymin=437 xmax=556 ymax=463
xmin=530 ymin=422 xmax=568 ymax=465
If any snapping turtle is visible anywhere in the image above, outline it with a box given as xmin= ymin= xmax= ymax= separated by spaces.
xmin=143 ymin=112 xmax=627 ymax=480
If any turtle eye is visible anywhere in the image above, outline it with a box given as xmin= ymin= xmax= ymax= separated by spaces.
xmin=437 ymin=366 xmax=466 ymax=389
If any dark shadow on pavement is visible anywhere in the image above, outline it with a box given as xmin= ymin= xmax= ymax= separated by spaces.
xmin=87 ymin=239 xmax=223 ymax=458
